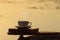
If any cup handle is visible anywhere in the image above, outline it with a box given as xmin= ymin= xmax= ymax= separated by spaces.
xmin=29 ymin=22 xmax=32 ymax=26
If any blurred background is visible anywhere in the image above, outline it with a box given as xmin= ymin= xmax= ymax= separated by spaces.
xmin=0 ymin=0 xmax=60 ymax=40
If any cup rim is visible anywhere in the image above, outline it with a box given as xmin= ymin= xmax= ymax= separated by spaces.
xmin=18 ymin=21 xmax=29 ymax=23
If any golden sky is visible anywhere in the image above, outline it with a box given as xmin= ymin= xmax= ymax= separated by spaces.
xmin=0 ymin=0 xmax=60 ymax=40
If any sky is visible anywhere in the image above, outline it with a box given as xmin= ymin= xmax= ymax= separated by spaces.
xmin=0 ymin=0 xmax=60 ymax=40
